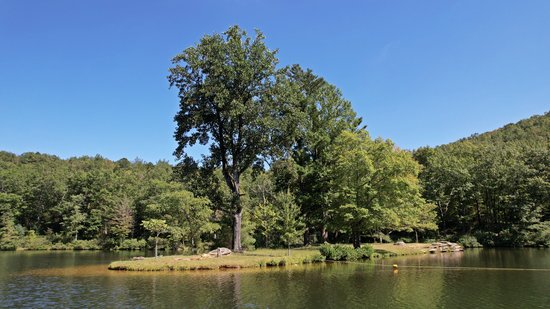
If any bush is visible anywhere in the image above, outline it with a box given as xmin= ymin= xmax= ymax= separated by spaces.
xmin=50 ymin=242 xmax=73 ymax=250
xmin=311 ymin=254 xmax=326 ymax=263
xmin=355 ymin=245 xmax=374 ymax=258
xmin=20 ymin=231 xmax=51 ymax=250
xmin=474 ymin=231 xmax=497 ymax=247
xmin=267 ymin=259 xmax=278 ymax=266
xmin=515 ymin=222 xmax=550 ymax=247
xmin=319 ymin=243 xmax=337 ymax=260
xmin=117 ymin=239 xmax=147 ymax=250
xmin=458 ymin=235 xmax=483 ymax=248
xmin=319 ymin=243 xmax=373 ymax=261
xmin=72 ymin=240 xmax=101 ymax=250
xmin=0 ymin=241 xmax=17 ymax=251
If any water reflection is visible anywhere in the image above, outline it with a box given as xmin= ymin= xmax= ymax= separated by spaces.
xmin=2 ymin=249 xmax=550 ymax=308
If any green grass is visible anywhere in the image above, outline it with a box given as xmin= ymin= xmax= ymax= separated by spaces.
xmin=108 ymin=243 xmax=431 ymax=271
xmin=108 ymin=248 xmax=324 ymax=271
xmin=371 ymin=243 xmax=430 ymax=256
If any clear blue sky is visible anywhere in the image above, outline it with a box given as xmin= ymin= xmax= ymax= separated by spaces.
xmin=1 ymin=0 xmax=549 ymax=163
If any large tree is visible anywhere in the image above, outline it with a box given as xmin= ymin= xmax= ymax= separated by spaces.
xmin=149 ymin=189 xmax=219 ymax=251
xmin=168 ymin=26 xmax=295 ymax=251
xmin=274 ymin=192 xmax=305 ymax=256
xmin=328 ymin=130 xmax=435 ymax=248
xmin=285 ymin=65 xmax=363 ymax=243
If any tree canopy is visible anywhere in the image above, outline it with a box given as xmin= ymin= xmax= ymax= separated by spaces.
xmin=415 ymin=112 xmax=550 ymax=246
xmin=168 ymin=25 xmax=299 ymax=251
xmin=4 ymin=26 xmax=546 ymax=254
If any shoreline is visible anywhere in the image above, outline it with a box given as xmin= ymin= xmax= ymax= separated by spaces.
xmin=107 ymin=243 xmax=433 ymax=272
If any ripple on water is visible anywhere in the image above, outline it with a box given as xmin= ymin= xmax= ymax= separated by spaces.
xmin=2 ymin=250 xmax=550 ymax=308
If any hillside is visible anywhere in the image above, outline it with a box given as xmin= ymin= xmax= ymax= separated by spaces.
xmin=457 ymin=111 xmax=550 ymax=149
xmin=416 ymin=111 xmax=550 ymax=247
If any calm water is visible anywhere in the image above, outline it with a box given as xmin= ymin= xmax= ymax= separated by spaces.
xmin=1 ymin=249 xmax=550 ymax=308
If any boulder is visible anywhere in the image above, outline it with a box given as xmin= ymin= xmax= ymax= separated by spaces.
xmin=208 ymin=247 xmax=232 ymax=257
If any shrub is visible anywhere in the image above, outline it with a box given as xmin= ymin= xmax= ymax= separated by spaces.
xmin=117 ymin=238 xmax=147 ymax=250
xmin=342 ymin=246 xmax=360 ymax=260
xmin=0 ymin=241 xmax=17 ymax=251
xmin=267 ymin=259 xmax=278 ymax=266
xmin=319 ymin=244 xmax=372 ymax=261
xmin=355 ymin=245 xmax=374 ymax=258
xmin=473 ymin=231 xmax=497 ymax=247
xmin=311 ymin=254 xmax=326 ymax=263
xmin=72 ymin=240 xmax=101 ymax=250
xmin=370 ymin=252 xmax=382 ymax=259
xmin=506 ymin=222 xmax=550 ymax=247
xmin=458 ymin=235 xmax=483 ymax=248
xmin=528 ymin=222 xmax=550 ymax=247
xmin=50 ymin=242 xmax=73 ymax=250
xmin=20 ymin=231 xmax=51 ymax=250
xmin=319 ymin=243 xmax=338 ymax=260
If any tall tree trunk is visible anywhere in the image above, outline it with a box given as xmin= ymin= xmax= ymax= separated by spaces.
xmin=352 ymin=230 xmax=361 ymax=249
xmin=225 ymin=172 xmax=244 ymax=252
xmin=303 ymin=228 xmax=310 ymax=246
xmin=233 ymin=209 xmax=243 ymax=252
xmin=415 ymin=230 xmax=419 ymax=243
xmin=322 ymin=226 xmax=328 ymax=242
xmin=288 ymin=243 xmax=291 ymax=256
xmin=475 ymin=201 xmax=483 ymax=228
xmin=154 ymin=234 xmax=159 ymax=258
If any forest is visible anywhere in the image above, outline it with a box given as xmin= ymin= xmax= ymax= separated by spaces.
xmin=415 ymin=112 xmax=550 ymax=247
xmin=1 ymin=26 xmax=548 ymax=251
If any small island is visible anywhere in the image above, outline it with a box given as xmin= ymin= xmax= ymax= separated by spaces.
xmin=1 ymin=25 xmax=548 ymax=260
xmin=1 ymin=2 xmax=549 ymax=308
xmin=108 ymin=243 xmax=433 ymax=271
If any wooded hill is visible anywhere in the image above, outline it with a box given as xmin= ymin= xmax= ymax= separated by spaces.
xmin=458 ymin=112 xmax=550 ymax=148
xmin=1 ymin=24 xmax=547 ymax=251
xmin=415 ymin=112 xmax=550 ymax=246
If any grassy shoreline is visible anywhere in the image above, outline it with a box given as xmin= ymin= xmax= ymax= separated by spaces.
xmin=108 ymin=243 xmax=432 ymax=271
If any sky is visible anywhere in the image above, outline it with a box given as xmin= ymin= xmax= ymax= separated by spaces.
xmin=1 ymin=0 xmax=549 ymax=163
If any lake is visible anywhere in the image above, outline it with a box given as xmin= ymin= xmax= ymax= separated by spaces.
xmin=1 ymin=249 xmax=550 ymax=308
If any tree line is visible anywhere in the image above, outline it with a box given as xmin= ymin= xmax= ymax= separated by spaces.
xmin=0 ymin=26 xmax=435 ymax=251
xmin=414 ymin=112 xmax=550 ymax=247
xmin=1 ymin=25 xmax=547 ymax=251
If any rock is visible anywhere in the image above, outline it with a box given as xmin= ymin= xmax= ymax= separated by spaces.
xmin=394 ymin=241 xmax=405 ymax=246
xmin=208 ymin=247 xmax=232 ymax=257
xmin=132 ymin=256 xmax=145 ymax=260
